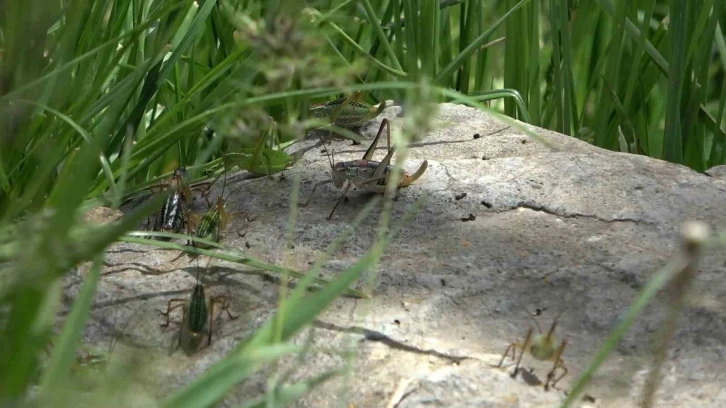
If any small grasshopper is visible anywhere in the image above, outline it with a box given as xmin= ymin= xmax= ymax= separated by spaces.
xmin=159 ymin=264 xmax=238 ymax=355
xmin=151 ymin=168 xmax=192 ymax=240
xmin=309 ymin=91 xmax=387 ymax=130
xmin=300 ymin=117 xmax=428 ymax=219
xmin=187 ymin=197 xmax=231 ymax=249
xmin=495 ymin=309 xmax=568 ymax=391
xmin=187 ymin=167 xmax=240 ymax=249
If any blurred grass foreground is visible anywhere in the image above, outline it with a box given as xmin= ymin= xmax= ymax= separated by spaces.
xmin=1 ymin=0 xmax=726 ymax=407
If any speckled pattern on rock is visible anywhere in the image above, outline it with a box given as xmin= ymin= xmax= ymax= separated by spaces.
xmin=64 ymin=103 xmax=726 ymax=408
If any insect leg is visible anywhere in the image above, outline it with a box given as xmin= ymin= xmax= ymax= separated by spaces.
xmin=513 ymin=328 xmax=533 ymax=378
xmin=495 ymin=343 xmax=518 ymax=368
xmin=208 ymin=295 xmax=238 ymax=345
xmin=210 ymin=295 xmax=239 ymax=320
xmin=399 ymin=160 xmax=429 ymax=187
xmin=364 ymin=118 xmax=388 ymax=161
xmin=158 ymin=299 xmax=187 ymax=327
xmin=545 ymin=340 xmax=568 ymax=391
xmin=327 ymin=183 xmax=352 ymax=220
xmin=200 ymin=189 xmax=213 ymax=208
xmin=370 ymin=121 xmax=396 ymax=183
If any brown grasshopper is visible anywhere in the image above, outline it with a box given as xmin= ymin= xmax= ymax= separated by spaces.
xmin=300 ymin=118 xmax=428 ymax=219
xmin=494 ymin=309 xmax=568 ymax=391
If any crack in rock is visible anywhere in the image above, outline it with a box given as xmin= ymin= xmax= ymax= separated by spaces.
xmin=313 ymin=320 xmax=475 ymax=364
xmin=509 ymin=202 xmax=651 ymax=225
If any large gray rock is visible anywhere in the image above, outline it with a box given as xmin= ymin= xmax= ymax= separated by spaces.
xmin=64 ymin=103 xmax=726 ymax=408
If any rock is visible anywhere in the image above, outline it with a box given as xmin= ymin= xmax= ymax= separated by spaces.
xmin=82 ymin=206 xmax=123 ymax=224
xmin=390 ymin=357 xmax=575 ymax=408
xmin=64 ymin=103 xmax=726 ymax=407
xmin=705 ymin=164 xmax=726 ymax=181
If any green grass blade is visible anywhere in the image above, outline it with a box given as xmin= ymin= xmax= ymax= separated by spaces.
xmin=560 ymin=252 xmax=692 ymax=407
xmin=662 ymin=0 xmax=688 ymax=163
xmin=435 ymin=0 xmax=530 ymax=85
xmin=240 ymin=370 xmax=344 ymax=408
xmin=159 ymin=343 xmax=304 ymax=408
xmin=121 ymin=233 xmax=369 ymax=299
xmin=468 ymin=89 xmax=532 ymax=124
xmin=359 ymin=0 xmax=403 ymax=73
xmin=37 ymin=254 xmax=103 ymax=400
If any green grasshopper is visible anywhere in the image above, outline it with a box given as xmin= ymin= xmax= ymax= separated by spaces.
xmin=309 ymin=91 xmax=387 ymax=129
xmin=495 ymin=309 xmax=568 ymax=391
xmin=223 ymin=118 xmax=295 ymax=177
xmin=300 ymin=117 xmax=428 ymax=219
xmin=186 ymin=166 xmax=241 ymax=249
xmin=159 ymin=264 xmax=238 ymax=355
xmin=187 ymin=197 xmax=231 ymax=249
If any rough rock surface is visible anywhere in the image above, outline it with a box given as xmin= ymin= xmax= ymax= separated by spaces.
xmin=64 ymin=103 xmax=726 ymax=408
xmin=706 ymin=164 xmax=726 ymax=181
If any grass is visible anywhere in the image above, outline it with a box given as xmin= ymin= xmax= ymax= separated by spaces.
xmin=1 ymin=0 xmax=725 ymax=407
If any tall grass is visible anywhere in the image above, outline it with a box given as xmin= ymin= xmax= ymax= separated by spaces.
xmin=1 ymin=0 xmax=725 ymax=407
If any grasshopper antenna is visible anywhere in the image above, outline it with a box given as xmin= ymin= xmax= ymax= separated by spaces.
xmin=512 ymin=300 xmax=545 ymax=335
xmin=317 ymin=134 xmax=334 ymax=169
xmin=516 ymin=301 xmax=566 ymax=337
xmin=108 ymin=302 xmax=145 ymax=358
xmin=220 ymin=153 xmax=229 ymax=201
xmin=545 ymin=308 xmax=567 ymax=338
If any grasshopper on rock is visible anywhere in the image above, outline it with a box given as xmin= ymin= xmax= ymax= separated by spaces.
xmin=309 ymin=91 xmax=387 ymax=130
xmin=153 ymin=168 xmax=191 ymax=238
xmin=188 ymin=196 xmax=231 ymax=249
xmin=495 ymin=310 xmax=569 ymax=391
xmin=159 ymin=267 xmax=238 ymax=355
xmin=187 ymin=169 xmax=237 ymax=249
xmin=300 ymin=118 xmax=428 ymax=219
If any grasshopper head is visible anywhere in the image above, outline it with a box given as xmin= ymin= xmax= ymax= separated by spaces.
xmin=318 ymin=136 xmax=347 ymax=188
xmin=169 ymin=168 xmax=187 ymax=190
xmin=529 ymin=312 xmax=562 ymax=361
xmin=173 ymin=168 xmax=187 ymax=179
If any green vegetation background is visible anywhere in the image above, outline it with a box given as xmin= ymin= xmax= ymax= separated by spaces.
xmin=1 ymin=0 xmax=725 ymax=407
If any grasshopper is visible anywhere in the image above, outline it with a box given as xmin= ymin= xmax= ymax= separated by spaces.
xmin=149 ymin=168 xmax=192 ymax=240
xmin=495 ymin=309 xmax=568 ymax=391
xmin=187 ymin=196 xmax=231 ymax=249
xmin=300 ymin=117 xmax=428 ymax=219
xmin=149 ymin=165 xmax=220 ymax=241
xmin=159 ymin=264 xmax=238 ymax=355
xmin=187 ymin=166 xmax=240 ymax=249
xmin=223 ymin=117 xmax=294 ymax=178
xmin=309 ymin=91 xmax=387 ymax=130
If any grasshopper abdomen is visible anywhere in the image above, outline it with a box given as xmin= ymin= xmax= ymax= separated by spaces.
xmin=154 ymin=168 xmax=189 ymax=239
